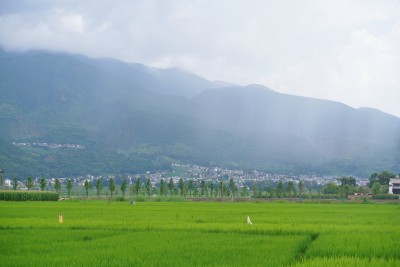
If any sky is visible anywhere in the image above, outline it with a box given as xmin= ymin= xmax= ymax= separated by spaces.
xmin=1 ymin=0 xmax=400 ymax=117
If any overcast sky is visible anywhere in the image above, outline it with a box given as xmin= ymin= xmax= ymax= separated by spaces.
xmin=1 ymin=0 xmax=400 ymax=117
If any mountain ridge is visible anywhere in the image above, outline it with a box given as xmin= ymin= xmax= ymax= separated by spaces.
xmin=0 ymin=50 xmax=399 ymax=177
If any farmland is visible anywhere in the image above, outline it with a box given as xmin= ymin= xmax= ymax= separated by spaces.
xmin=0 ymin=201 xmax=399 ymax=266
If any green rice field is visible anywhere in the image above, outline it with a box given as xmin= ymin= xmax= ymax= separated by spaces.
xmin=0 ymin=200 xmax=399 ymax=266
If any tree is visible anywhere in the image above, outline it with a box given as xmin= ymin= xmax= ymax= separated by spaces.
xmin=276 ymin=181 xmax=283 ymax=198
xmin=380 ymin=184 xmax=389 ymax=194
xmin=209 ymin=182 xmax=214 ymax=198
xmin=120 ymin=179 xmax=127 ymax=197
xmin=178 ymin=178 xmax=184 ymax=196
xmin=159 ymin=179 xmax=165 ymax=196
xmin=200 ymin=180 xmax=206 ymax=197
xmin=287 ymin=181 xmax=294 ymax=201
xmin=188 ymin=179 xmax=194 ymax=198
xmin=67 ymin=179 xmax=73 ymax=197
xmin=219 ymin=181 xmax=224 ymax=198
xmin=129 ymin=184 xmax=136 ymax=197
xmin=228 ymin=178 xmax=236 ymax=198
xmin=252 ymin=183 xmax=257 ymax=198
xmin=298 ymin=181 xmax=304 ymax=198
xmin=378 ymin=171 xmax=396 ymax=186
xmin=371 ymin=182 xmax=381 ymax=196
xmin=369 ymin=172 xmax=379 ymax=188
xmin=54 ymin=179 xmax=61 ymax=194
xmin=39 ymin=178 xmax=46 ymax=191
xmin=339 ymin=184 xmax=352 ymax=198
xmin=266 ymin=186 xmax=275 ymax=198
xmin=95 ymin=179 xmax=103 ymax=198
xmin=369 ymin=171 xmax=396 ymax=187
xmin=135 ymin=178 xmax=141 ymax=195
xmin=241 ymin=186 xmax=248 ymax=197
xmin=84 ymin=180 xmax=91 ymax=198
xmin=12 ymin=176 xmax=18 ymax=190
xmin=145 ymin=178 xmax=151 ymax=196
xmin=108 ymin=179 xmax=116 ymax=197
xmin=322 ymin=183 xmax=338 ymax=195
xmin=193 ymin=187 xmax=199 ymax=198
xmin=339 ymin=176 xmax=356 ymax=187
xmin=26 ymin=176 xmax=34 ymax=190
xmin=168 ymin=178 xmax=174 ymax=196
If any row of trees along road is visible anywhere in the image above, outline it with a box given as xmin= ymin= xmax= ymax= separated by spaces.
xmin=2 ymin=170 xmax=397 ymax=199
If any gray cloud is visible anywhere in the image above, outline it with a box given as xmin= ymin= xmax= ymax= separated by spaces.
xmin=1 ymin=0 xmax=400 ymax=117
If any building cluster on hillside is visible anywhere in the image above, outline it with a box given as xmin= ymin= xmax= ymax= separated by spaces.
xmin=12 ymin=141 xmax=84 ymax=149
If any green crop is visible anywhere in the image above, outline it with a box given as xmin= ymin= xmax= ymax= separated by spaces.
xmin=0 ymin=201 xmax=398 ymax=266
xmin=0 ymin=190 xmax=59 ymax=201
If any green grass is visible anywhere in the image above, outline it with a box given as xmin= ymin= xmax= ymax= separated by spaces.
xmin=0 ymin=201 xmax=399 ymax=266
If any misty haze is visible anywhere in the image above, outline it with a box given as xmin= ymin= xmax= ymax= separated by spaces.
xmin=0 ymin=1 xmax=400 ymax=267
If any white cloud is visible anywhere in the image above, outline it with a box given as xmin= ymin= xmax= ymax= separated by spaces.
xmin=0 ymin=0 xmax=400 ymax=116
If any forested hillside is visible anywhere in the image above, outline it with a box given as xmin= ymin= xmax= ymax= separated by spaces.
xmin=1 ymin=50 xmax=399 ymax=177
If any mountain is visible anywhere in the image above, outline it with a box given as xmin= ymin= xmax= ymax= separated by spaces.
xmin=0 ymin=50 xmax=399 ymax=177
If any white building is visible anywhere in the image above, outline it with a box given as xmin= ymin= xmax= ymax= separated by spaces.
xmin=388 ymin=178 xmax=400 ymax=194
xmin=4 ymin=179 xmax=11 ymax=187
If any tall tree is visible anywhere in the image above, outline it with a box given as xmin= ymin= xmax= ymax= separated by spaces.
xmin=129 ymin=184 xmax=136 ymax=197
xmin=276 ymin=181 xmax=283 ymax=198
xmin=12 ymin=176 xmax=18 ymax=190
xmin=200 ymin=180 xmax=206 ymax=197
xmin=159 ymin=179 xmax=165 ymax=196
xmin=26 ymin=176 xmax=34 ymax=190
xmin=287 ymin=181 xmax=294 ymax=201
xmin=135 ymin=178 xmax=141 ymax=195
xmin=178 ymin=178 xmax=184 ymax=196
xmin=168 ymin=178 xmax=174 ymax=196
xmin=84 ymin=180 xmax=91 ymax=198
xmin=108 ymin=179 xmax=116 ymax=197
xmin=145 ymin=178 xmax=151 ymax=196
xmin=39 ymin=177 xmax=46 ymax=191
xmin=188 ymin=179 xmax=194 ymax=198
xmin=241 ymin=186 xmax=248 ymax=197
xmin=209 ymin=182 xmax=214 ymax=198
xmin=95 ymin=179 xmax=103 ymax=198
xmin=252 ymin=183 xmax=257 ymax=198
xmin=219 ymin=181 xmax=224 ymax=198
xmin=67 ymin=179 xmax=73 ymax=197
xmin=120 ymin=179 xmax=127 ymax=196
xmin=298 ymin=180 xmax=304 ymax=198
xmin=0 ymin=170 xmax=3 ymax=187
xmin=228 ymin=178 xmax=236 ymax=198
xmin=54 ymin=178 xmax=61 ymax=194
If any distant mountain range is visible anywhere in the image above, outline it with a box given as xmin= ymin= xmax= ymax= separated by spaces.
xmin=0 ymin=50 xmax=399 ymax=177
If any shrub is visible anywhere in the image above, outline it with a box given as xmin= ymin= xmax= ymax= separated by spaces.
xmin=0 ymin=190 xmax=59 ymax=201
xmin=373 ymin=194 xmax=399 ymax=200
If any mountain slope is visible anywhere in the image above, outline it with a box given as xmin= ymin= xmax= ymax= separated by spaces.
xmin=0 ymin=50 xmax=399 ymax=177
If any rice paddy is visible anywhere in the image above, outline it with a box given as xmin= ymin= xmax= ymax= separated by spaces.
xmin=0 ymin=201 xmax=399 ymax=266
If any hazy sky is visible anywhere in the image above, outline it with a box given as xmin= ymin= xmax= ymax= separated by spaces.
xmin=1 ymin=0 xmax=400 ymax=117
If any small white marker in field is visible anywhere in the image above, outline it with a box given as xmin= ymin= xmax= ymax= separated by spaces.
xmin=246 ymin=215 xmax=252 ymax=225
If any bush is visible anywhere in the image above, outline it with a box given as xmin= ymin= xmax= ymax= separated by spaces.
xmin=114 ymin=196 xmax=126 ymax=202
xmin=0 ymin=190 xmax=59 ymax=201
xmin=373 ymin=194 xmax=400 ymax=200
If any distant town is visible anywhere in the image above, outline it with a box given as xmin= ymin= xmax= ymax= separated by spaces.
xmin=2 ymin=163 xmax=368 ymax=191
xmin=12 ymin=141 xmax=84 ymax=149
